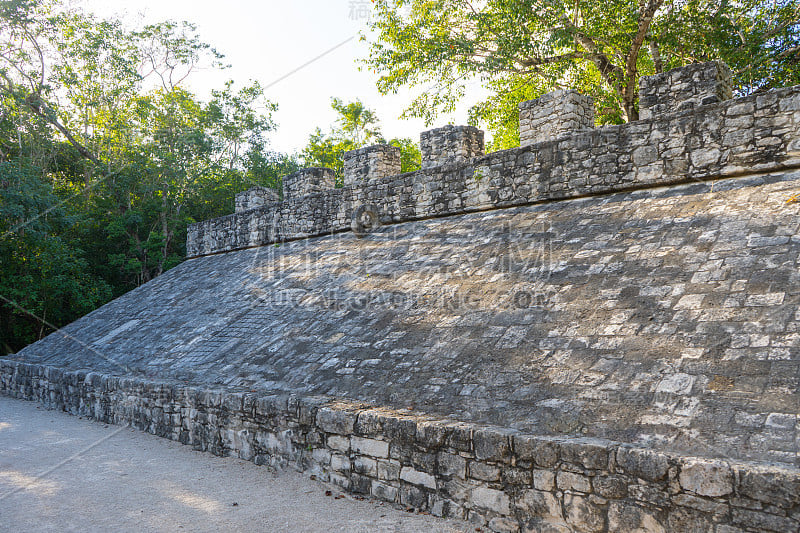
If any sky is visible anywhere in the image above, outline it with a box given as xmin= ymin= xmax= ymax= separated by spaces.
xmin=80 ymin=0 xmax=488 ymax=155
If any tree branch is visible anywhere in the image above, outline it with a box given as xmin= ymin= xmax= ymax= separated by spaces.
xmin=624 ymin=0 xmax=664 ymax=111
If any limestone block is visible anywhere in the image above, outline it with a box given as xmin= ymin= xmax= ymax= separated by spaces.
xmin=351 ymin=436 xmax=389 ymax=458
xmin=616 ymin=447 xmax=670 ymax=482
xmin=679 ymin=459 xmax=733 ymax=497
xmin=400 ymin=466 xmax=437 ymax=489
xmin=474 ymin=428 xmax=512 ymax=462
xmin=470 ymin=486 xmax=511 ymax=515
xmin=317 ymin=407 xmax=356 ymax=435
xmin=557 ymin=471 xmax=592 ymax=493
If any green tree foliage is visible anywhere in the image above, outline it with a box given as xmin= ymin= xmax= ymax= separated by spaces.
xmin=0 ymin=0 xmax=293 ymax=353
xmin=0 ymin=90 xmax=111 ymax=354
xmin=366 ymin=0 xmax=800 ymax=149
xmin=301 ymin=97 xmax=421 ymax=179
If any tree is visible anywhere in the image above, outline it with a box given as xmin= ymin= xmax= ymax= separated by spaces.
xmin=0 ymin=90 xmax=111 ymax=353
xmin=365 ymin=0 xmax=800 ymax=148
xmin=302 ymin=97 xmax=421 ymax=179
xmin=0 ymin=0 xmax=291 ymax=353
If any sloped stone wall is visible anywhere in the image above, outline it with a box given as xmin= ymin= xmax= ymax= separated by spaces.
xmin=2 ymin=360 xmax=799 ymax=533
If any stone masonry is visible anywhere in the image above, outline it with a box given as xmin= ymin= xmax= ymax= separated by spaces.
xmin=639 ymin=61 xmax=733 ymax=120
xmin=235 ymin=186 xmax=280 ymax=212
xmin=4 ymin=61 xmax=800 ymax=532
xmin=282 ymin=167 xmax=335 ymax=200
xmin=519 ymin=89 xmax=595 ymax=147
xmin=186 ymin=78 xmax=800 ymax=258
xmin=3 ymin=360 xmax=800 ymax=532
xmin=343 ymin=144 xmax=402 ymax=187
xmin=420 ymin=125 xmax=485 ymax=168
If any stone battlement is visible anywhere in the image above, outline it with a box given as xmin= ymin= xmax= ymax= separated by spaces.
xmin=186 ymin=61 xmax=800 ymax=258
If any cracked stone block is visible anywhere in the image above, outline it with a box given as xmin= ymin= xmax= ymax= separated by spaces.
xmin=679 ymin=459 xmax=734 ymax=497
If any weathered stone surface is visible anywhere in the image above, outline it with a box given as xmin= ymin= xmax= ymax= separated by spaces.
xmin=318 ymin=408 xmax=357 ymax=435
xmin=564 ymin=494 xmax=605 ymax=532
xmin=616 ymin=448 xmax=671 ymax=482
xmin=519 ymin=90 xmax=594 ymax=146
xmin=474 ymin=429 xmax=513 ymax=462
xmin=186 ymin=68 xmax=800 ymax=259
xmin=421 ymin=125 xmax=484 ymax=168
xmin=468 ymin=461 xmax=501 ymax=482
xmin=533 ymin=470 xmax=556 ymax=492
xmin=351 ymin=436 xmax=389 ymax=458
xmin=560 ymin=439 xmax=610 ymax=470
xmin=2 ymin=360 xmax=800 ymax=533
xmin=678 ymin=459 xmax=733 ymax=497
xmin=282 ymin=168 xmax=335 ymax=200
xmin=639 ymin=61 xmax=732 ymax=120
xmin=343 ymin=144 xmax=401 ymax=187
xmin=400 ymin=466 xmax=437 ymax=489
xmin=517 ymin=489 xmax=562 ymax=520
xmin=515 ymin=436 xmax=560 ymax=468
xmin=327 ymin=435 xmax=349 ymax=452
xmin=13 ymin=169 xmax=800 ymax=464
xmin=557 ymin=471 xmax=592 ymax=493
xmin=235 ymin=186 xmax=280 ymax=212
xmin=438 ymin=452 xmax=467 ymax=479
xmin=471 ymin=486 xmax=511 ymax=515
xmin=608 ymin=502 xmax=666 ymax=533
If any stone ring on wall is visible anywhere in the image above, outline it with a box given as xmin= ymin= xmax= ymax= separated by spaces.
xmin=351 ymin=204 xmax=382 ymax=238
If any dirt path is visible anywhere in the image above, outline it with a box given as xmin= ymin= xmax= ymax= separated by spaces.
xmin=0 ymin=396 xmax=471 ymax=532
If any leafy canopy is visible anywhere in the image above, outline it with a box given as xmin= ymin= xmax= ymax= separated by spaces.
xmin=0 ymin=0 xmax=294 ymax=353
xmin=365 ymin=0 xmax=800 ymax=149
xmin=302 ymin=97 xmax=421 ymax=179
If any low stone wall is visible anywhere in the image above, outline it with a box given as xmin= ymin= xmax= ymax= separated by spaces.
xmin=3 ymin=359 xmax=798 ymax=532
xmin=187 ymin=83 xmax=800 ymax=258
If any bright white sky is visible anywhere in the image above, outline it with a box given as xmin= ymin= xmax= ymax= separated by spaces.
xmin=80 ymin=0 xmax=488 ymax=155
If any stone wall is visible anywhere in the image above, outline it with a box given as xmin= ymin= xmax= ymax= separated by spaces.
xmin=343 ymin=144 xmax=402 ymax=187
xmin=3 ymin=359 xmax=798 ymax=533
xmin=639 ymin=61 xmax=733 ymax=120
xmin=282 ymin=168 xmax=335 ymax=200
xmin=235 ymin=186 xmax=280 ymax=212
xmin=420 ymin=125 xmax=485 ymax=168
xmin=519 ymin=90 xmax=595 ymax=146
xmin=187 ymin=78 xmax=800 ymax=258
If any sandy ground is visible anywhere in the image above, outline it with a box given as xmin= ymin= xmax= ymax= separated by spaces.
xmin=0 ymin=396 xmax=472 ymax=532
